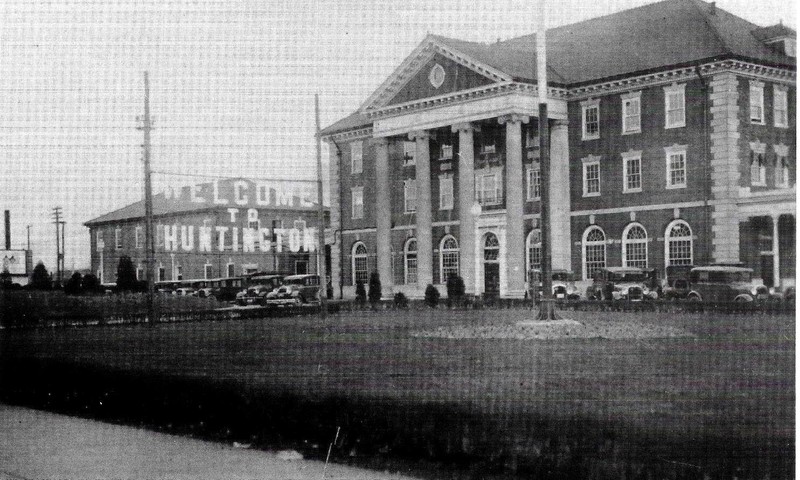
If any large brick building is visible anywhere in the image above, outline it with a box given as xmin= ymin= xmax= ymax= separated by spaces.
xmin=85 ymin=178 xmax=328 ymax=284
xmin=321 ymin=0 xmax=795 ymax=299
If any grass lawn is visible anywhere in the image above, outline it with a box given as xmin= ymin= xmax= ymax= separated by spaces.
xmin=0 ymin=308 xmax=794 ymax=478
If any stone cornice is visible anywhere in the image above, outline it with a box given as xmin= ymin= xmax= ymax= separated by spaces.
xmin=324 ymin=126 xmax=373 ymax=142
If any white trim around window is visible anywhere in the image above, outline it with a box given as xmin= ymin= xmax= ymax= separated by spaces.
xmin=115 ymin=227 xmax=122 ymax=250
xmin=404 ymin=178 xmax=417 ymax=213
xmin=581 ymin=98 xmax=600 ymax=140
xmin=663 ymin=83 xmax=686 ymax=129
xmin=438 ymin=174 xmax=454 ymax=210
xmin=774 ymin=144 xmax=790 ymax=189
xmin=350 ymin=140 xmax=363 ymax=174
xmin=526 ymin=164 xmax=541 ymax=201
xmin=749 ymin=80 xmax=765 ymax=125
xmin=351 ymin=186 xmax=364 ymax=219
xmin=582 ymin=155 xmax=601 ymax=197
xmin=621 ymin=150 xmax=642 ymax=194
xmin=621 ymin=91 xmax=642 ymax=135
xmin=773 ymin=85 xmax=789 ymax=128
xmin=749 ymin=141 xmax=767 ymax=187
xmin=135 ymin=225 xmax=143 ymax=249
xmin=664 ymin=145 xmax=688 ymax=189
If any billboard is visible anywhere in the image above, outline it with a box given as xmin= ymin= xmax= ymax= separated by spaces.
xmin=1 ymin=249 xmax=28 ymax=275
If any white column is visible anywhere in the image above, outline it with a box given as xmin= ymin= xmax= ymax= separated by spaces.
xmin=453 ymin=123 xmax=478 ymax=294
xmin=410 ymin=130 xmax=433 ymax=288
xmin=772 ymin=214 xmax=780 ymax=288
xmin=499 ymin=114 xmax=528 ymax=298
xmin=549 ymin=119 xmax=572 ymax=271
xmin=374 ymin=138 xmax=393 ymax=296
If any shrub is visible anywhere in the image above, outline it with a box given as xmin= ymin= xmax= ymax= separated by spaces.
xmin=393 ymin=292 xmax=408 ymax=309
xmin=446 ymin=275 xmax=466 ymax=307
xmin=355 ymin=280 xmax=366 ymax=306
xmin=368 ymin=272 xmax=382 ymax=307
xmin=116 ymin=256 xmax=137 ymax=291
xmin=30 ymin=262 xmax=52 ymax=290
xmin=424 ymin=284 xmax=439 ymax=308
xmin=0 ymin=268 xmax=12 ymax=288
xmin=82 ymin=273 xmax=101 ymax=293
xmin=64 ymin=272 xmax=83 ymax=295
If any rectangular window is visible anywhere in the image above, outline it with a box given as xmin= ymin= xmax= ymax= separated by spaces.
xmin=622 ymin=153 xmax=642 ymax=193
xmin=439 ymin=176 xmax=453 ymax=210
xmin=404 ymin=179 xmax=417 ymax=213
xmin=774 ymin=87 xmax=788 ymax=128
xmin=175 ymin=265 xmax=183 ymax=281
xmin=156 ymin=224 xmax=164 ymax=248
xmin=440 ymin=144 xmax=453 ymax=161
xmin=135 ymin=226 xmax=143 ymax=249
xmin=666 ymin=148 xmax=687 ymax=189
xmin=525 ymin=129 xmax=539 ymax=160
xmin=582 ymin=103 xmax=600 ymax=139
xmin=226 ymin=263 xmax=235 ymax=278
xmin=351 ymin=187 xmax=364 ymax=219
xmin=403 ymin=141 xmax=416 ymax=166
xmin=115 ymin=228 xmax=122 ymax=249
xmin=204 ymin=264 xmax=213 ymax=279
xmin=158 ymin=266 xmax=166 ymax=282
xmin=583 ymin=160 xmax=600 ymax=197
xmin=350 ymin=141 xmax=363 ymax=174
xmin=96 ymin=231 xmax=104 ymax=251
xmin=526 ymin=165 xmax=541 ymax=200
xmin=776 ymin=155 xmax=790 ymax=188
xmin=750 ymin=82 xmax=765 ymax=124
xmin=136 ymin=266 xmax=144 ymax=281
xmin=481 ymin=143 xmax=496 ymax=154
xmin=664 ymin=84 xmax=686 ymax=128
xmin=477 ymin=173 xmax=501 ymax=205
xmin=750 ymin=152 xmax=766 ymax=186
xmin=622 ymin=94 xmax=641 ymax=134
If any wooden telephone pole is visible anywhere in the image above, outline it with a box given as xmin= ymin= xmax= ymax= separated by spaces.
xmin=315 ymin=94 xmax=328 ymax=319
xmin=139 ymin=71 xmax=157 ymax=324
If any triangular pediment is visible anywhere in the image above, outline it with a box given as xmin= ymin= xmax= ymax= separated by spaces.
xmin=360 ymin=36 xmax=512 ymax=112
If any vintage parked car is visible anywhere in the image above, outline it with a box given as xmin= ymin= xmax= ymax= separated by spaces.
xmin=528 ymin=269 xmax=581 ymax=301
xmin=586 ymin=267 xmax=659 ymax=301
xmin=173 ymin=287 xmax=196 ymax=296
xmin=265 ymin=274 xmax=320 ymax=307
xmin=685 ymin=266 xmax=768 ymax=303
xmin=662 ymin=265 xmax=694 ymax=300
xmin=235 ymin=284 xmax=274 ymax=306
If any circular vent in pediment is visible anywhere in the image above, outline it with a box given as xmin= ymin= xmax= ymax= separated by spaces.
xmin=429 ymin=63 xmax=445 ymax=88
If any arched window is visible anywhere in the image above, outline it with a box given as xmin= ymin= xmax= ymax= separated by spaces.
xmin=526 ymin=229 xmax=542 ymax=272
xmin=622 ymin=223 xmax=648 ymax=268
xmin=440 ymin=235 xmax=460 ymax=283
xmin=483 ymin=233 xmax=500 ymax=261
xmin=665 ymin=220 xmax=693 ymax=266
xmin=404 ymin=238 xmax=417 ymax=284
xmin=352 ymin=242 xmax=369 ymax=285
xmin=582 ymin=226 xmax=606 ymax=280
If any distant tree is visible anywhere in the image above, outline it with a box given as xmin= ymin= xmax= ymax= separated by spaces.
xmin=354 ymin=280 xmax=366 ymax=307
xmin=81 ymin=273 xmax=100 ymax=293
xmin=30 ymin=262 xmax=51 ymax=290
xmin=0 ymin=268 xmax=11 ymax=288
xmin=368 ymin=272 xmax=382 ymax=309
xmin=424 ymin=284 xmax=440 ymax=308
xmin=64 ymin=272 xmax=83 ymax=295
xmin=116 ymin=256 xmax=137 ymax=291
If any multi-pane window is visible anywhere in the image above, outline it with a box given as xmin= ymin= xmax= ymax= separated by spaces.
xmin=404 ymin=238 xmax=417 ymax=284
xmin=526 ymin=165 xmax=541 ymax=200
xmin=665 ymin=147 xmax=687 ymax=189
xmin=750 ymin=151 xmax=766 ymax=186
xmin=622 ymin=152 xmax=642 ymax=193
xmin=175 ymin=265 xmax=183 ymax=281
xmin=226 ymin=263 xmax=235 ymax=278
xmin=96 ymin=230 xmax=104 ymax=251
xmin=115 ymin=228 xmax=122 ymax=249
xmin=439 ymin=175 xmax=453 ymax=210
xmin=664 ymin=84 xmax=686 ymax=128
xmin=403 ymin=141 xmax=416 ymax=166
xmin=439 ymin=144 xmax=453 ymax=160
xmin=351 ymin=187 xmax=364 ymax=219
xmin=666 ymin=221 xmax=693 ymax=266
xmin=352 ymin=242 xmax=369 ymax=285
xmin=440 ymin=236 xmax=460 ymax=283
xmin=135 ymin=226 xmax=143 ymax=249
xmin=622 ymin=93 xmax=641 ymax=134
xmin=404 ymin=179 xmax=417 ymax=213
xmin=136 ymin=265 xmax=144 ymax=281
xmin=483 ymin=233 xmax=499 ymax=261
xmin=204 ymin=263 xmax=213 ymax=279
xmin=775 ymin=147 xmax=790 ymax=188
xmin=750 ymin=81 xmax=765 ymax=124
xmin=350 ymin=141 xmax=363 ymax=174
xmin=582 ymin=102 xmax=600 ymax=140
xmin=623 ymin=224 xmax=648 ymax=268
xmin=477 ymin=172 xmax=502 ymax=205
xmin=774 ymin=87 xmax=788 ymax=128
xmin=526 ymin=229 xmax=542 ymax=272
xmin=583 ymin=159 xmax=600 ymax=196
xmin=583 ymin=227 xmax=606 ymax=280
xmin=158 ymin=266 xmax=166 ymax=282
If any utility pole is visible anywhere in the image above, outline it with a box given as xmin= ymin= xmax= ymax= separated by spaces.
xmin=138 ymin=71 xmax=157 ymax=324
xmin=51 ymin=206 xmax=64 ymax=285
xmin=26 ymin=225 xmax=31 ymax=251
xmin=535 ymin=0 xmax=558 ymax=320
xmin=315 ymin=94 xmax=328 ymax=319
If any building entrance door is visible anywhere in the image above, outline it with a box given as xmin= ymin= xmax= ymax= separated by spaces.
xmin=484 ymin=263 xmax=500 ymax=297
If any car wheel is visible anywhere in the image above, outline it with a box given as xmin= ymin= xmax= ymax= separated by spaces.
xmin=687 ymin=294 xmax=701 ymax=302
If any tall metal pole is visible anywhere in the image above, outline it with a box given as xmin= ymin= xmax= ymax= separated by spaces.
xmin=141 ymin=71 xmax=157 ymax=324
xmin=315 ymin=94 xmax=328 ymax=318
xmin=535 ymin=0 xmax=557 ymax=320
xmin=51 ymin=206 xmax=62 ymax=284
xmin=26 ymin=225 xmax=31 ymax=251
xmin=59 ymin=220 xmax=66 ymax=278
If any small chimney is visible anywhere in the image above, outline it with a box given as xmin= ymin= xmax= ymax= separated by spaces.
xmin=4 ymin=210 xmax=10 ymax=250
xmin=710 ymin=2 xmax=716 ymax=15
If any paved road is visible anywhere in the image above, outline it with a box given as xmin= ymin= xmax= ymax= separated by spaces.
xmin=0 ymin=404 xmax=416 ymax=480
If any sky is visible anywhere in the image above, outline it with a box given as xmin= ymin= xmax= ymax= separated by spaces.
xmin=0 ymin=0 xmax=795 ymax=272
